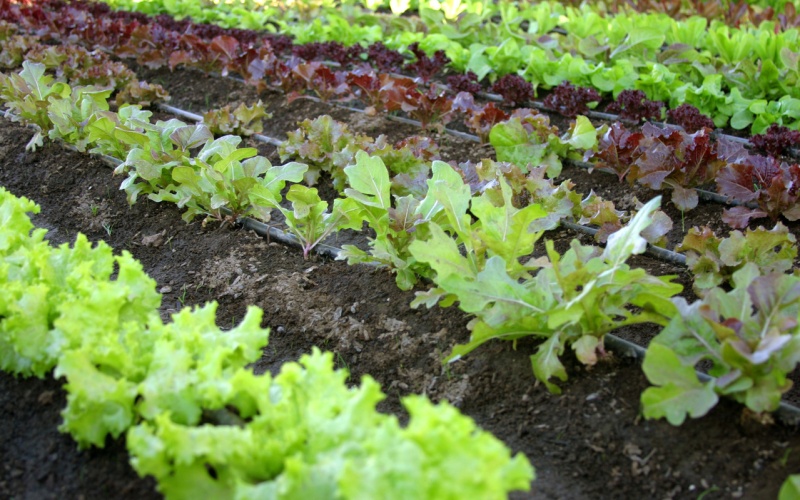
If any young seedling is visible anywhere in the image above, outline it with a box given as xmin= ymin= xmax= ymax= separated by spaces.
xmin=177 ymin=284 xmax=189 ymax=306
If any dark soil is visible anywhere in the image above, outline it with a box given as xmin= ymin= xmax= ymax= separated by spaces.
xmin=3 ymin=87 xmax=800 ymax=498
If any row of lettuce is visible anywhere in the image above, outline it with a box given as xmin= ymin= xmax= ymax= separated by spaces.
xmin=3 ymin=58 xmax=800 ymax=428
xmin=5 ymin=18 xmax=800 ymax=234
xmin=2 ymin=0 xmax=799 ymax=134
xmin=0 ymin=185 xmax=533 ymax=497
xmin=89 ymin=0 xmax=800 ymax=134
xmin=96 ymin=0 xmax=800 ymax=27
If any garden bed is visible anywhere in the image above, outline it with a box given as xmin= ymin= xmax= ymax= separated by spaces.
xmin=2 ymin=95 xmax=800 ymax=498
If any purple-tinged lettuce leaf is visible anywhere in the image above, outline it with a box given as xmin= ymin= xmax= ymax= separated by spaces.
xmin=643 ymin=264 xmax=800 ymax=423
xmin=584 ymin=123 xmax=644 ymax=182
xmin=631 ymin=125 xmax=724 ymax=211
xmin=719 ymin=155 xmax=800 ymax=227
xmin=679 ymin=222 xmax=797 ymax=294
xmin=201 ymin=100 xmax=270 ymax=137
xmin=280 ymin=115 xmax=374 ymax=191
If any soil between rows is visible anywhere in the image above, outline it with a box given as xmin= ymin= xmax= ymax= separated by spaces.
xmin=2 ymin=97 xmax=800 ymax=498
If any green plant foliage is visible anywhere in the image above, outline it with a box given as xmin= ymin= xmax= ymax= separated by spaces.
xmin=340 ymin=151 xmax=446 ymax=289
xmin=490 ymin=113 xmax=597 ymax=178
xmin=47 ymin=85 xmax=113 ymax=151
xmin=95 ymin=0 xmax=800 ymax=133
xmin=0 ymin=188 xmax=161 ymax=381
xmin=642 ymin=264 xmax=800 ymax=424
xmin=678 ymin=223 xmax=798 ymax=294
xmin=279 ymin=115 xmax=375 ymax=190
xmin=86 ymin=105 xmax=158 ymax=159
xmin=640 ymin=344 xmax=719 ymax=426
xmin=0 ymin=188 xmax=534 ymax=496
xmin=0 ymin=61 xmax=71 ymax=149
xmin=128 ymin=349 xmax=534 ymax=499
xmin=279 ymin=185 xmax=364 ymax=259
xmin=201 ymin=100 xmax=270 ymax=136
xmin=410 ymin=197 xmax=681 ymax=392
xmin=149 ymin=135 xmax=308 ymax=224
xmin=115 ymin=120 xmax=212 ymax=204
xmin=780 ymin=475 xmax=800 ymax=500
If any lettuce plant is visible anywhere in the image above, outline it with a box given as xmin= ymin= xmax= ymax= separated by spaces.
xmin=292 ymin=40 xmax=363 ymax=66
xmin=410 ymin=197 xmax=681 ymax=392
xmin=490 ymin=111 xmax=597 ymax=178
xmin=366 ymin=41 xmax=405 ymax=72
xmin=128 ymin=350 xmax=534 ymax=499
xmin=274 ymin=185 xmax=364 ymax=259
xmin=201 ymin=100 xmax=270 ymax=137
xmin=113 ymin=80 xmax=169 ymax=107
xmin=279 ymin=115 xmax=375 ymax=190
xmin=642 ymin=264 xmax=800 ymax=424
xmin=586 ymin=122 xmax=644 ymax=182
xmin=489 ymin=74 xmax=533 ymax=107
xmin=606 ymin=89 xmax=664 ymax=122
xmin=85 ymin=105 xmax=156 ymax=159
xmin=346 ymin=68 xmax=391 ymax=115
xmin=717 ymin=154 xmax=800 ymax=227
xmin=751 ymin=123 xmax=800 ymax=157
xmin=150 ymin=135 xmax=310 ymax=224
xmin=339 ymin=152 xmax=451 ymax=289
xmin=289 ymin=62 xmax=352 ymax=103
xmin=404 ymin=42 xmax=450 ymax=83
xmin=0 ymin=188 xmax=535 ymax=498
xmin=457 ymin=97 xmax=510 ymax=145
xmin=115 ymin=120 xmax=213 ymax=204
xmin=542 ymin=82 xmax=602 ymax=118
xmin=629 ymin=123 xmax=725 ymax=212
xmin=446 ymin=71 xmax=482 ymax=95
xmin=0 ymin=61 xmax=71 ymax=149
xmin=677 ymin=223 xmax=797 ymax=294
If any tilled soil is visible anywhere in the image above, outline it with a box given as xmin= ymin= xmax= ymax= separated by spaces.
xmin=2 ymin=97 xmax=800 ymax=498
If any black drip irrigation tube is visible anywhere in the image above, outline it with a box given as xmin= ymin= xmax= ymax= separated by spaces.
xmin=559 ymin=221 xmax=687 ymax=266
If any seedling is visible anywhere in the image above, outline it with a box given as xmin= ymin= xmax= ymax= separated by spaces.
xmin=335 ymin=351 xmax=349 ymax=373
xmin=443 ymin=359 xmax=453 ymax=381
xmin=697 ymin=486 xmax=720 ymax=500
xmin=781 ymin=448 xmax=793 ymax=467
xmin=101 ymin=221 xmax=113 ymax=237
